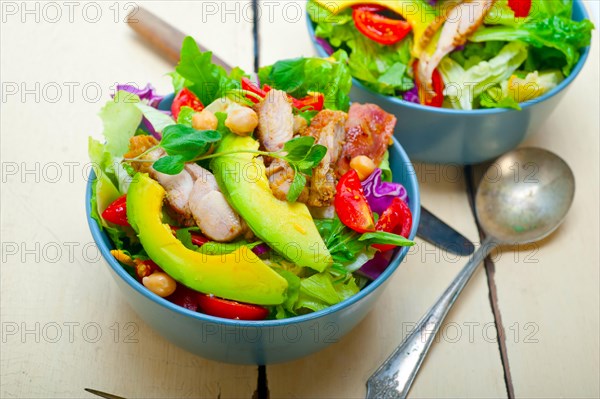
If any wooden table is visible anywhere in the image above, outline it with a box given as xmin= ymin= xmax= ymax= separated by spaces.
xmin=1 ymin=1 xmax=598 ymax=398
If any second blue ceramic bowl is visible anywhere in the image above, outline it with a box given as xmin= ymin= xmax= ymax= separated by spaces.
xmin=86 ymin=96 xmax=421 ymax=364
xmin=307 ymin=0 xmax=591 ymax=164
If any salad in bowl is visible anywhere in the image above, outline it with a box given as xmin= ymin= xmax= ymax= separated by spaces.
xmin=308 ymin=0 xmax=594 ymax=110
xmin=88 ymin=37 xmax=417 ymax=322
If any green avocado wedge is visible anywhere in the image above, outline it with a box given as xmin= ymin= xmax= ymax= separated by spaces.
xmin=127 ymin=173 xmax=288 ymax=305
xmin=211 ymin=134 xmax=333 ymax=272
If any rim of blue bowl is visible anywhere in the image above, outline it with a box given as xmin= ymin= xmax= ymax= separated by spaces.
xmin=306 ymin=0 xmax=591 ymax=115
xmin=86 ymin=138 xmax=421 ymax=328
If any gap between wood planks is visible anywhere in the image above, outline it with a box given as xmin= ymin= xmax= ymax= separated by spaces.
xmin=250 ymin=2 xmax=514 ymax=396
xmin=465 ymin=165 xmax=515 ymax=399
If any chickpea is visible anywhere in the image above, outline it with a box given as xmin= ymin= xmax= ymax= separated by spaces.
xmin=192 ymin=109 xmax=218 ymax=131
xmin=225 ymin=107 xmax=258 ymax=136
xmin=142 ymin=272 xmax=177 ymax=297
xmin=350 ymin=155 xmax=377 ymax=181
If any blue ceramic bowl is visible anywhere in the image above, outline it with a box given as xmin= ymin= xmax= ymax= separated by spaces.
xmin=86 ymin=104 xmax=421 ymax=364
xmin=307 ymin=0 xmax=591 ymax=164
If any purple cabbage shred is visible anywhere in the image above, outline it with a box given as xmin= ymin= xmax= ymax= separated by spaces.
xmin=115 ymin=83 xmax=166 ymax=140
xmin=357 ymin=251 xmax=393 ymax=281
xmin=315 ymin=37 xmax=335 ymax=56
xmin=402 ymin=86 xmax=420 ymax=104
xmin=116 ymin=83 xmax=164 ymax=107
xmin=361 ymin=169 xmax=409 ymax=216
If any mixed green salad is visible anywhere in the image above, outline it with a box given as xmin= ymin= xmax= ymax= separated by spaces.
xmin=308 ymin=0 xmax=594 ymax=110
xmin=89 ymin=37 xmax=415 ymax=321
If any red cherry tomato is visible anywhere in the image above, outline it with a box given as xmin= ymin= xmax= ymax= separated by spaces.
xmin=352 ymin=5 xmax=412 ymax=45
xmin=413 ymin=60 xmax=444 ymax=108
xmin=241 ymin=77 xmax=267 ymax=104
xmin=102 ymin=195 xmax=129 ymax=226
xmin=101 ymin=196 xmax=209 ymax=249
xmin=171 ymin=88 xmax=204 ymax=120
xmin=335 ymin=169 xmax=375 ymax=233
xmin=197 ymin=294 xmax=269 ymax=320
xmin=508 ymin=0 xmax=532 ymax=18
xmin=292 ymin=92 xmax=325 ymax=111
xmin=170 ymin=226 xmax=209 ymax=247
xmin=373 ymin=197 xmax=413 ymax=252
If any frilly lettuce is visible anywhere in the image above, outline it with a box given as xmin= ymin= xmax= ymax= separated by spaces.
xmin=440 ymin=42 xmax=529 ymax=110
xmin=258 ymin=50 xmax=352 ymax=111
xmin=470 ymin=16 xmax=594 ymax=76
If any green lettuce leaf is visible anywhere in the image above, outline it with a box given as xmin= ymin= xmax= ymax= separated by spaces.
xmin=175 ymin=36 xmax=244 ymax=106
xmin=479 ymin=88 xmax=522 ymax=110
xmin=135 ymin=102 xmax=175 ymax=133
xmin=470 ymin=16 xmax=594 ymax=75
xmin=99 ymin=91 xmax=143 ymax=158
xmin=440 ymin=42 xmax=529 ymax=110
xmin=258 ymin=50 xmax=352 ymax=111
xmin=307 ymin=1 xmax=414 ymax=97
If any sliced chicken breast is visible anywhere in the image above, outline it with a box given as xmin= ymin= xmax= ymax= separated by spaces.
xmin=417 ymin=0 xmax=496 ymax=103
xmin=265 ymin=159 xmax=309 ymax=202
xmin=125 ymin=136 xmax=245 ymax=241
xmin=254 ymin=89 xmax=294 ymax=153
xmin=188 ymin=182 xmax=244 ymax=242
xmin=303 ymin=110 xmax=347 ymax=207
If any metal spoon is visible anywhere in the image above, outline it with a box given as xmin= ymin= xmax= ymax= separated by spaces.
xmin=367 ymin=147 xmax=575 ymax=398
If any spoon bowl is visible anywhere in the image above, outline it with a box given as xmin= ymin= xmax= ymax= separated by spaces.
xmin=367 ymin=147 xmax=575 ymax=398
xmin=476 ymin=148 xmax=576 ymax=244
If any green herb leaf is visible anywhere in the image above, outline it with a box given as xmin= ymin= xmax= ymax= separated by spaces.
xmin=283 ymin=136 xmax=316 ymax=161
xmin=301 ymin=144 xmax=327 ymax=170
xmin=287 ymin=170 xmax=307 ymax=202
xmin=175 ymin=227 xmax=201 ymax=251
xmin=359 ymin=231 xmax=415 ymax=247
xmin=160 ymin=124 xmax=221 ymax=160
xmin=152 ymin=155 xmax=186 ymax=175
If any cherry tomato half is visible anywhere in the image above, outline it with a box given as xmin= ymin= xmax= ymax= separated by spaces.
xmin=241 ymin=77 xmax=267 ymax=104
xmin=102 ymin=195 xmax=129 ymax=226
xmin=171 ymin=88 xmax=204 ymax=120
xmin=508 ymin=0 xmax=532 ymax=18
xmin=292 ymin=92 xmax=325 ymax=111
xmin=197 ymin=294 xmax=269 ymax=320
xmin=335 ymin=169 xmax=375 ymax=233
xmin=352 ymin=5 xmax=412 ymax=46
xmin=373 ymin=197 xmax=413 ymax=252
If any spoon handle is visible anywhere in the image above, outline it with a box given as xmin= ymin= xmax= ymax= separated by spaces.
xmin=366 ymin=236 xmax=496 ymax=399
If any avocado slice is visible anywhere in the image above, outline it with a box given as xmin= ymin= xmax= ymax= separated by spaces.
xmin=126 ymin=173 xmax=288 ymax=305
xmin=211 ymin=134 xmax=332 ymax=272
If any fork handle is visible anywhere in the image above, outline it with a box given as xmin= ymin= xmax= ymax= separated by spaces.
xmin=366 ymin=236 xmax=496 ymax=399
xmin=126 ymin=6 xmax=231 ymax=71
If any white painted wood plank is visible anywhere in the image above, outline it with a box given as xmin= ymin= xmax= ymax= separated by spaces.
xmin=258 ymin=2 xmax=506 ymax=397
xmin=490 ymin=28 xmax=600 ymax=398
xmin=0 ymin=2 xmax=257 ymax=398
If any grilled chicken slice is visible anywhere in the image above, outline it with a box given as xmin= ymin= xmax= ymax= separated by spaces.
xmin=417 ymin=0 xmax=496 ymax=103
xmin=185 ymin=163 xmax=244 ymax=241
xmin=337 ymin=104 xmax=396 ymax=177
xmin=124 ymin=136 xmax=245 ymax=241
xmin=254 ymin=89 xmax=294 ymax=153
xmin=265 ymin=159 xmax=309 ymax=203
xmin=303 ymin=110 xmax=347 ymax=207
xmin=293 ymin=115 xmax=308 ymax=135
